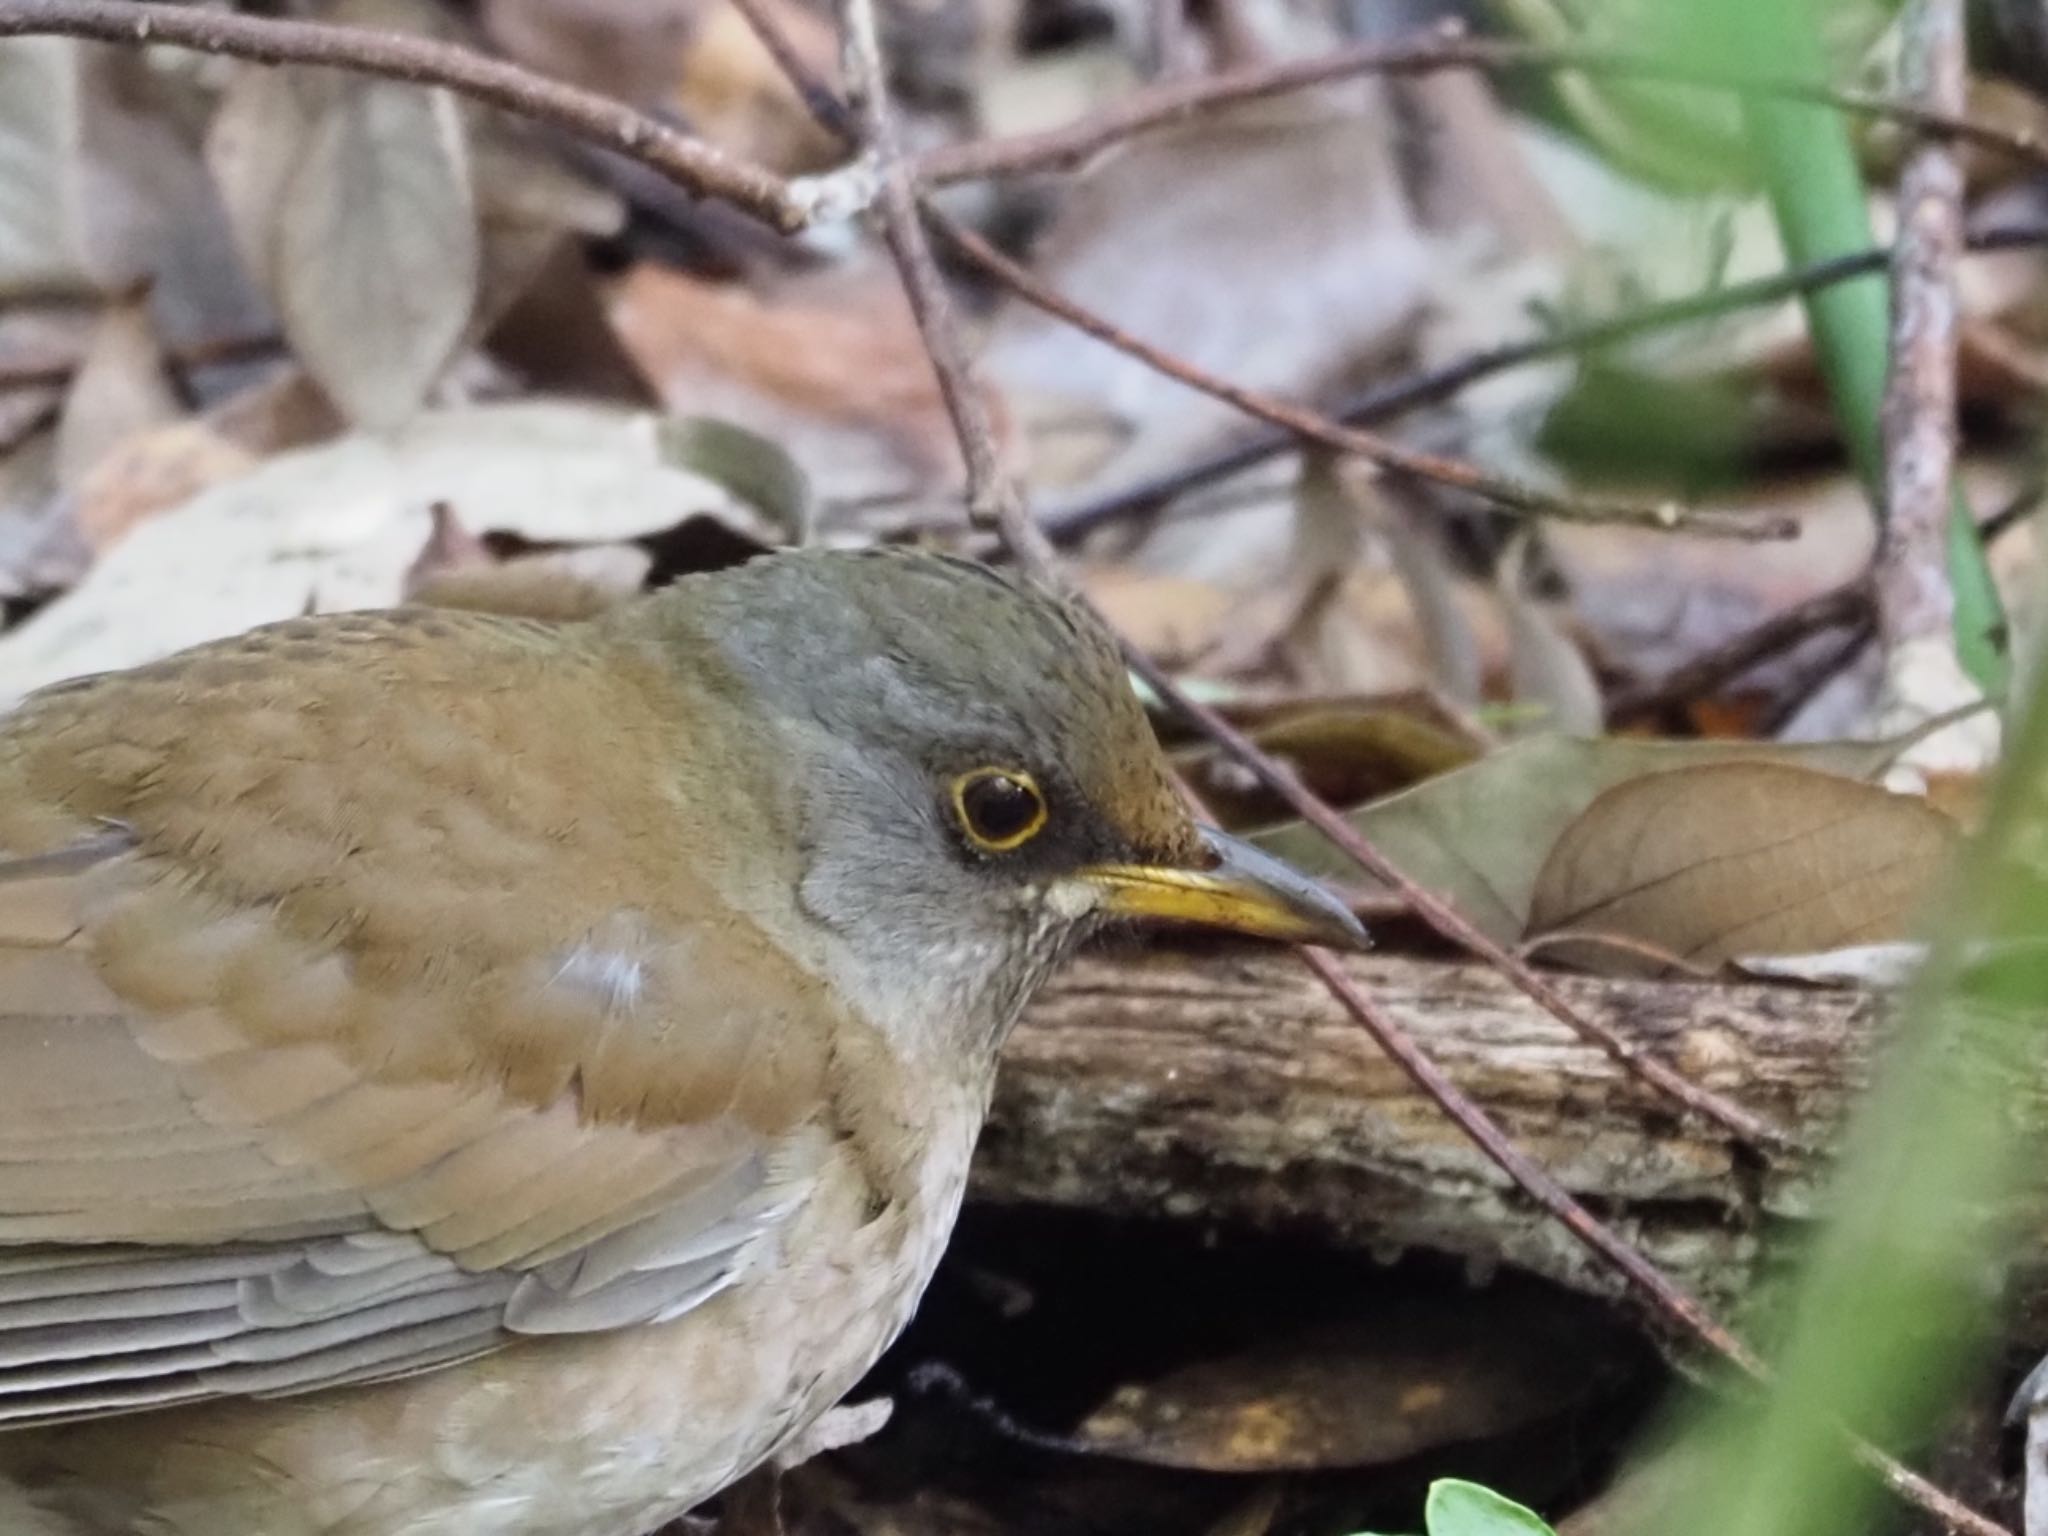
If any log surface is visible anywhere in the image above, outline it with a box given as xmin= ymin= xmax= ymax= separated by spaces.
xmin=983 ymin=947 xmax=1880 ymax=1312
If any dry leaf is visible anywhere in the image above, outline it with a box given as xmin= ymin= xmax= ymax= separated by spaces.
xmin=1076 ymin=563 xmax=1235 ymax=663
xmin=53 ymin=299 xmax=185 ymax=494
xmin=1069 ymin=1294 xmax=1626 ymax=1472
xmin=482 ymin=0 xmax=697 ymax=107
xmin=984 ymin=88 xmax=1428 ymax=502
xmin=612 ymin=262 xmax=996 ymax=516
xmin=207 ymin=66 xmax=479 ymax=429
xmin=1254 ymin=733 xmax=1934 ymax=941
xmin=0 ymin=431 xmax=86 ymax=598
xmin=1176 ymin=705 xmax=1479 ymax=831
xmin=0 ymin=39 xmax=84 ymax=294
xmin=1523 ymin=762 xmax=1958 ymax=974
xmin=0 ymin=402 xmax=795 ymax=702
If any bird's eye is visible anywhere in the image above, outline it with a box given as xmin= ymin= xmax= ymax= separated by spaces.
xmin=951 ymin=767 xmax=1048 ymax=852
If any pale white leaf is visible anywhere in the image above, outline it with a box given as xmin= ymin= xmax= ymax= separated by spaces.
xmin=0 ymin=403 xmax=768 ymax=704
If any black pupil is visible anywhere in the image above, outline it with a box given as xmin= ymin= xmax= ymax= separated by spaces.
xmin=964 ymin=775 xmax=1039 ymax=841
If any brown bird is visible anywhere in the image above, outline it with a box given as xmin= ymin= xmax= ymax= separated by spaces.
xmin=0 ymin=548 xmax=1363 ymax=1535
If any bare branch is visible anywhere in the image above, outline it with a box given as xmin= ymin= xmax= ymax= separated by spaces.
xmin=1043 ymin=224 xmax=2048 ymax=543
xmin=930 ymin=213 xmax=1794 ymax=540
xmin=832 ymin=0 xmax=1061 ymax=586
xmin=915 ymin=29 xmax=2048 ymax=189
xmin=0 ymin=0 xmax=820 ymax=232
xmin=1876 ymin=0 xmax=1967 ymax=657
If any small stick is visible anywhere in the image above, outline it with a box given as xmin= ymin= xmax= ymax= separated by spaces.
xmin=1607 ymin=581 xmax=1871 ymax=721
xmin=914 ymin=29 xmax=2048 ymax=188
xmin=832 ymin=0 xmax=1062 ymax=588
xmin=1042 ymin=224 xmax=2048 ymax=543
xmin=930 ymin=213 xmax=1794 ymax=541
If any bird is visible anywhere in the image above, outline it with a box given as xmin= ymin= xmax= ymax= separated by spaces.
xmin=0 ymin=546 xmax=1364 ymax=1536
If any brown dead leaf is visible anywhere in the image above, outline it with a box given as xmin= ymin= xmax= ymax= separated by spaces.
xmin=72 ymin=421 xmax=256 ymax=553
xmin=207 ymin=61 xmax=478 ymax=430
xmin=984 ymin=88 xmax=1428 ymax=503
xmin=677 ymin=1 xmax=843 ymax=171
xmin=1073 ymin=563 xmax=1235 ymax=664
xmin=1523 ymin=762 xmax=1958 ymax=975
xmin=612 ymin=262 xmax=1005 ymax=516
xmin=482 ymin=0 xmax=697 ymax=108
xmin=1069 ymin=1295 xmax=1625 ymax=1472
xmin=73 ymin=368 xmax=342 ymax=552
xmin=1254 ymin=733 xmax=1942 ymax=942
xmin=1176 ymin=705 xmax=1479 ymax=831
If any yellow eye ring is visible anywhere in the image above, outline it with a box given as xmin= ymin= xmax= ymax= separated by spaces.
xmin=951 ymin=767 xmax=1048 ymax=852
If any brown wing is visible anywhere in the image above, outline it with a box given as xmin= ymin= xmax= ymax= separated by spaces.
xmin=0 ymin=609 xmax=838 ymax=1428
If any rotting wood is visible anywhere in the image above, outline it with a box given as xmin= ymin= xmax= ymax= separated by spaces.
xmin=985 ymin=947 xmax=1930 ymax=1320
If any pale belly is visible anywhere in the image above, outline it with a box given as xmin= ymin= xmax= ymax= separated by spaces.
xmin=0 ymin=1134 xmax=973 ymax=1536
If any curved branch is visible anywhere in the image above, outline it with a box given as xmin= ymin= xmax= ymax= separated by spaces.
xmin=0 ymin=0 xmax=818 ymax=232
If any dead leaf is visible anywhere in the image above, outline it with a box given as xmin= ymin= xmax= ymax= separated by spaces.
xmin=481 ymin=0 xmax=697 ymax=107
xmin=1523 ymin=763 xmax=1958 ymax=975
xmin=984 ymin=87 xmax=1428 ymax=503
xmin=1069 ymin=1295 xmax=1625 ymax=1472
xmin=0 ymin=431 xmax=86 ymax=598
xmin=0 ymin=402 xmax=795 ymax=702
xmin=0 ymin=39 xmax=86 ymax=294
xmin=54 ymin=299 xmax=185 ymax=494
xmin=1176 ymin=705 xmax=1480 ymax=831
xmin=72 ymin=420 xmax=257 ymax=554
xmin=611 ymin=261 xmax=998 ymax=517
xmin=1075 ymin=563 xmax=1235 ymax=664
xmin=409 ymin=546 xmax=652 ymax=622
xmin=1253 ymin=733 xmax=1938 ymax=942
xmin=207 ymin=66 xmax=479 ymax=429
xmin=675 ymin=1 xmax=843 ymax=171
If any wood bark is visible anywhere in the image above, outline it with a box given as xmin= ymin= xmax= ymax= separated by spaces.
xmin=982 ymin=947 xmax=1888 ymax=1317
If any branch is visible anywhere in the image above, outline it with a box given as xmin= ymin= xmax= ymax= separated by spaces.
xmin=0 ymin=0 xmax=823 ymax=233
xmin=1042 ymin=224 xmax=2048 ymax=543
xmin=929 ymin=213 xmax=1795 ymax=540
xmin=1875 ymin=1 xmax=1968 ymax=669
xmin=914 ymin=29 xmax=2048 ymax=189
xmin=832 ymin=0 xmax=1061 ymax=586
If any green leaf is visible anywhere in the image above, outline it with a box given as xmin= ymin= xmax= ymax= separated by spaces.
xmin=1424 ymin=1480 xmax=1557 ymax=1536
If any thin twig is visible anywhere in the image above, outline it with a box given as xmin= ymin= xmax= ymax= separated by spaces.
xmin=1875 ymin=0 xmax=1966 ymax=660
xmin=930 ymin=214 xmax=1795 ymax=540
xmin=0 ymin=330 xmax=283 ymax=394
xmin=833 ymin=0 xmax=1061 ymax=586
xmin=1297 ymin=947 xmax=2007 ymax=1536
xmin=1607 ymin=581 xmax=1871 ymax=721
xmin=723 ymin=0 xmax=860 ymax=142
xmin=914 ymin=29 xmax=2048 ymax=188
xmin=0 ymin=0 xmax=818 ymax=233
xmin=1042 ymin=224 xmax=2048 ymax=542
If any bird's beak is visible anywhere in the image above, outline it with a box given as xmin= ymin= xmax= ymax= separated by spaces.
xmin=1073 ymin=826 xmax=1369 ymax=950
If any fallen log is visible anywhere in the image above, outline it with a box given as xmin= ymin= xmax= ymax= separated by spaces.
xmin=984 ymin=946 xmax=1879 ymax=1316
